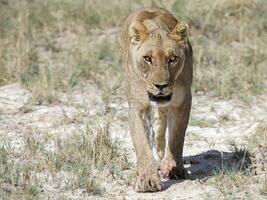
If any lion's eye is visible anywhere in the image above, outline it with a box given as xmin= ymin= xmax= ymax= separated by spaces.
xmin=144 ymin=56 xmax=152 ymax=63
xmin=169 ymin=56 xmax=178 ymax=63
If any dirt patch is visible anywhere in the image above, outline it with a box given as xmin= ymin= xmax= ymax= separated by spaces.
xmin=0 ymin=83 xmax=266 ymax=199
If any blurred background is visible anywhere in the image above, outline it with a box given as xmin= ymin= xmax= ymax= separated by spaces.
xmin=0 ymin=0 xmax=266 ymax=103
xmin=0 ymin=0 xmax=266 ymax=199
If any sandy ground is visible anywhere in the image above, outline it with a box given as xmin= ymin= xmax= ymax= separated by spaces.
xmin=0 ymin=83 xmax=266 ymax=199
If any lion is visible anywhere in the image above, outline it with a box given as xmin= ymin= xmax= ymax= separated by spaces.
xmin=121 ymin=7 xmax=193 ymax=192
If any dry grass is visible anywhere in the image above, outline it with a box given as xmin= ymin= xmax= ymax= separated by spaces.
xmin=0 ymin=0 xmax=266 ymax=198
xmin=205 ymin=151 xmax=255 ymax=199
xmin=246 ymin=122 xmax=267 ymax=195
xmin=0 ymin=0 xmax=124 ymax=104
xmin=180 ymin=0 xmax=267 ymax=101
xmin=0 ymin=0 xmax=266 ymax=104
xmin=207 ymin=169 xmax=256 ymax=199
xmin=189 ymin=118 xmax=215 ymax=128
xmin=205 ymin=122 xmax=267 ymax=199
xmin=0 ymin=123 xmax=132 ymax=199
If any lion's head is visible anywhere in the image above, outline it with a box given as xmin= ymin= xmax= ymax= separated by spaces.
xmin=129 ymin=14 xmax=189 ymax=106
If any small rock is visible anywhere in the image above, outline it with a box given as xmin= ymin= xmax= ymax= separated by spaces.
xmin=206 ymin=115 xmax=218 ymax=123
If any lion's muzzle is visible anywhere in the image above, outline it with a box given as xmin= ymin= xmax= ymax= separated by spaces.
xmin=147 ymin=91 xmax=172 ymax=103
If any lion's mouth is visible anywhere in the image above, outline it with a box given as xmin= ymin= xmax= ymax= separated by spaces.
xmin=148 ymin=92 xmax=172 ymax=103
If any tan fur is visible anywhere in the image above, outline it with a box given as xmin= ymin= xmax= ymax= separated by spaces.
xmin=121 ymin=7 xmax=193 ymax=192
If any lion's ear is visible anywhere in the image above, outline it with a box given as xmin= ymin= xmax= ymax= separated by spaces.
xmin=169 ymin=21 xmax=189 ymax=43
xmin=129 ymin=21 xmax=148 ymax=45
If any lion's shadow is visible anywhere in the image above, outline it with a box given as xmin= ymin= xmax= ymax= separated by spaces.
xmin=162 ymin=150 xmax=252 ymax=190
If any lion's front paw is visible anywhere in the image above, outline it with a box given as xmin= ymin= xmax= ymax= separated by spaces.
xmin=134 ymin=168 xmax=162 ymax=192
xmin=160 ymin=157 xmax=187 ymax=179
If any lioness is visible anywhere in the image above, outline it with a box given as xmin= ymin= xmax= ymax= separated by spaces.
xmin=121 ymin=7 xmax=193 ymax=192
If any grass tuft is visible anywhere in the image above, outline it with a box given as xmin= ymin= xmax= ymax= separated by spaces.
xmin=0 ymin=123 xmax=132 ymax=198
xmin=45 ymin=123 xmax=132 ymax=193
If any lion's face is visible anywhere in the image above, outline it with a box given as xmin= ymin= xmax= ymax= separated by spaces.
xmin=129 ymin=19 xmax=188 ymax=106
xmin=136 ymin=38 xmax=186 ymax=106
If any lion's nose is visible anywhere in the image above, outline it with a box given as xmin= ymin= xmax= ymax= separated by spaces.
xmin=153 ymin=83 xmax=169 ymax=90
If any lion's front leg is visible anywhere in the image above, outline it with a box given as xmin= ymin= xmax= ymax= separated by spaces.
xmin=160 ymin=98 xmax=191 ymax=179
xmin=154 ymin=107 xmax=168 ymax=160
xmin=129 ymin=107 xmax=162 ymax=192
